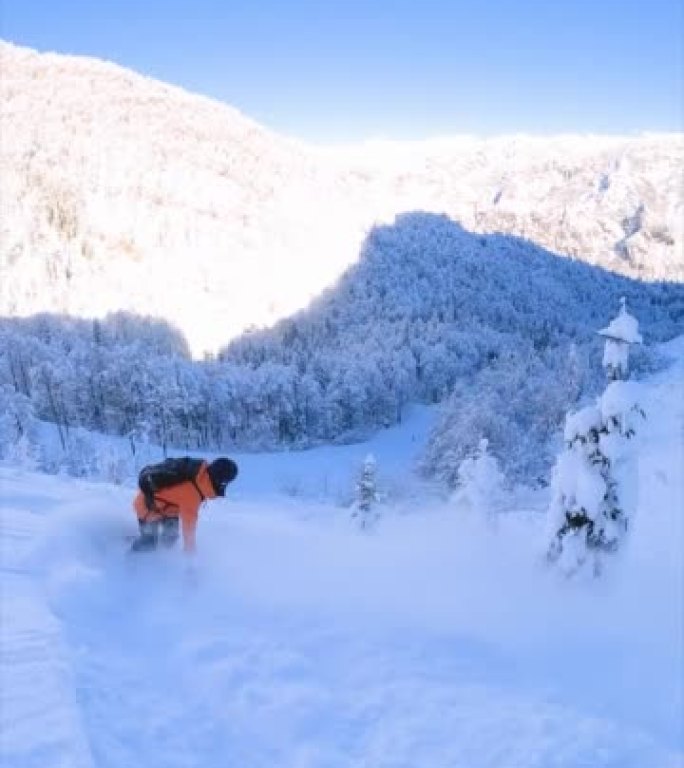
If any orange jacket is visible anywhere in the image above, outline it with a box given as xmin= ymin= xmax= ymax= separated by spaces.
xmin=133 ymin=461 xmax=217 ymax=553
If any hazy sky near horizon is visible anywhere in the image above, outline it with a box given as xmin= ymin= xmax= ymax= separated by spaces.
xmin=2 ymin=0 xmax=682 ymax=143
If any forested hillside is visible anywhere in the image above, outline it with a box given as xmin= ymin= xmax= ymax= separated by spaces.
xmin=218 ymin=214 xmax=683 ymax=479
xmin=2 ymin=215 xmax=682 ymax=483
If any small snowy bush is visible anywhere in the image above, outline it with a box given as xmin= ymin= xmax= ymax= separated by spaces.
xmin=96 ymin=445 xmax=132 ymax=485
xmin=452 ymin=439 xmax=505 ymax=523
xmin=4 ymin=433 xmax=39 ymax=471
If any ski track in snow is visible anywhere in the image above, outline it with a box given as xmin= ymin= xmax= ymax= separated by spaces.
xmin=1 ymin=345 xmax=683 ymax=768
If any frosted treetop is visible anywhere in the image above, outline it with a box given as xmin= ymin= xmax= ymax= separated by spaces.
xmin=598 ymin=297 xmax=643 ymax=344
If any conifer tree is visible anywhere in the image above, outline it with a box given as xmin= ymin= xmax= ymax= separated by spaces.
xmin=598 ymin=297 xmax=643 ymax=381
xmin=352 ymin=453 xmax=380 ymax=530
xmin=546 ymin=302 xmax=644 ymax=577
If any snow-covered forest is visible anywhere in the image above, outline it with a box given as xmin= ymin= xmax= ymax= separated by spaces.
xmin=2 ymin=213 xmax=682 ymax=485
xmin=2 ymin=45 xmax=682 ymax=486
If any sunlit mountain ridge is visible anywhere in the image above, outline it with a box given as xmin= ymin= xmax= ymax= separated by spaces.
xmin=1 ymin=41 xmax=682 ymax=355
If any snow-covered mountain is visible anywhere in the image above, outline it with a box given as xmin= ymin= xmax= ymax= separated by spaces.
xmin=1 ymin=42 xmax=682 ymax=355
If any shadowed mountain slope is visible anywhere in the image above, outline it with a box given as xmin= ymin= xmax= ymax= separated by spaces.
xmin=217 ymin=214 xmax=683 ymax=477
xmin=221 ymin=212 xmax=683 ymax=372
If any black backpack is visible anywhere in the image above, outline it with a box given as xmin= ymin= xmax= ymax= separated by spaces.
xmin=138 ymin=457 xmax=205 ymax=511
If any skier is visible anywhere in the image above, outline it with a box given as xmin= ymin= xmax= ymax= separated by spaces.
xmin=130 ymin=457 xmax=238 ymax=553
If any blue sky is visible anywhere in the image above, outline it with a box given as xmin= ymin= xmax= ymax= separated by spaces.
xmin=2 ymin=0 xmax=682 ymax=143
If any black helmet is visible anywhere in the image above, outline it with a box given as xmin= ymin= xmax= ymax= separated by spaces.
xmin=208 ymin=458 xmax=238 ymax=496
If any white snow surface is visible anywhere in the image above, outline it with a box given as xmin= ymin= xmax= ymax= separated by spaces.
xmin=1 ymin=346 xmax=683 ymax=768
xmin=600 ymin=380 xmax=642 ymax=423
xmin=563 ymin=405 xmax=602 ymax=444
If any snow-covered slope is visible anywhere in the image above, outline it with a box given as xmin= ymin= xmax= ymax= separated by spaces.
xmin=1 ymin=42 xmax=682 ymax=355
xmin=1 ymin=339 xmax=682 ymax=768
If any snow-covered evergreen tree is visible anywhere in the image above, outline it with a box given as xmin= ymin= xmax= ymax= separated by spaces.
xmin=352 ymin=453 xmax=380 ymax=530
xmin=452 ymin=439 xmax=505 ymax=522
xmin=598 ymin=297 xmax=643 ymax=381
xmin=546 ymin=305 xmax=644 ymax=577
